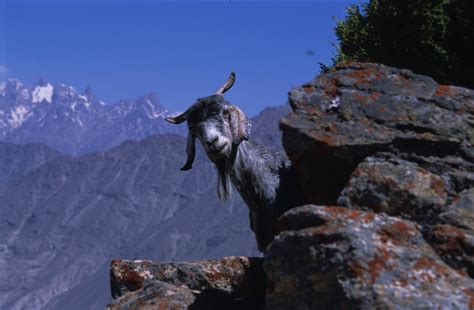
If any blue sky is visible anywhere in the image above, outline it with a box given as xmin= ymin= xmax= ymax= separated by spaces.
xmin=0 ymin=0 xmax=354 ymax=116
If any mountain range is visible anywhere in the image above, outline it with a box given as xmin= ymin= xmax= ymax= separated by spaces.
xmin=0 ymin=79 xmax=185 ymax=155
xmin=0 ymin=81 xmax=290 ymax=310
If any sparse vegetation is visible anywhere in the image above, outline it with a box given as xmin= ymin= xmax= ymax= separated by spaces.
xmin=334 ymin=0 xmax=474 ymax=88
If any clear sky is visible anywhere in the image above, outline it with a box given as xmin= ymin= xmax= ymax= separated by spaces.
xmin=0 ymin=0 xmax=353 ymax=116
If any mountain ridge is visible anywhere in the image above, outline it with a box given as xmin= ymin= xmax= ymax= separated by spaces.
xmin=0 ymin=79 xmax=185 ymax=155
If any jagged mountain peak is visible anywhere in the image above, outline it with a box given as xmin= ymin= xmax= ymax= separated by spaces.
xmin=0 ymin=78 xmax=184 ymax=154
xmin=2 ymin=79 xmax=25 ymax=97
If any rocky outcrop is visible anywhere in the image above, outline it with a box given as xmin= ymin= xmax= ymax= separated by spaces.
xmin=107 ymin=257 xmax=265 ymax=309
xmin=265 ymin=205 xmax=474 ymax=309
xmin=281 ymin=62 xmax=473 ymax=206
xmin=107 ymin=63 xmax=474 ymax=309
xmin=281 ymin=62 xmax=474 ymax=276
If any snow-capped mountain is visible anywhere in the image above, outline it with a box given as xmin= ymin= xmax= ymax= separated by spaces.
xmin=0 ymin=79 xmax=185 ymax=154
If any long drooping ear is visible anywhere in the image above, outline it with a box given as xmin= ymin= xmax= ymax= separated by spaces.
xmin=228 ymin=105 xmax=250 ymax=144
xmin=181 ymin=133 xmax=196 ymax=171
xmin=165 ymin=110 xmax=188 ymax=124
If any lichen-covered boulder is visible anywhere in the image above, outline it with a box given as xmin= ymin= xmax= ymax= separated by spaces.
xmin=281 ymin=62 xmax=474 ymax=279
xmin=338 ymin=154 xmax=448 ymax=218
xmin=107 ymin=256 xmax=265 ymax=309
xmin=264 ymin=205 xmax=474 ymax=309
xmin=281 ymin=62 xmax=474 ymax=205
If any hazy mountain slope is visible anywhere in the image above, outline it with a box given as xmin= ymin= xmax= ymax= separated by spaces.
xmin=0 ymin=142 xmax=66 ymax=183
xmin=250 ymin=104 xmax=291 ymax=149
xmin=0 ymin=135 xmax=254 ymax=310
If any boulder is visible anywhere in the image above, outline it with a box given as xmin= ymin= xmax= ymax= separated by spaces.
xmin=280 ymin=62 xmax=474 ymax=276
xmin=107 ymin=256 xmax=265 ymax=310
xmin=265 ymin=205 xmax=474 ymax=309
xmin=281 ymin=62 xmax=474 ymax=205
xmin=338 ymin=154 xmax=447 ymax=220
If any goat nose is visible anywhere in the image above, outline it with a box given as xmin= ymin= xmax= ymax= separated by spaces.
xmin=206 ymin=136 xmax=219 ymax=147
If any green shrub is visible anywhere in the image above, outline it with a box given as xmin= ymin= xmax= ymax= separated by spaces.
xmin=334 ymin=0 xmax=474 ymax=88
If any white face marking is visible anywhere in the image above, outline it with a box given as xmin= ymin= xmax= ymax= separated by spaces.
xmin=198 ymin=123 xmax=232 ymax=159
xmin=206 ymin=126 xmax=221 ymax=141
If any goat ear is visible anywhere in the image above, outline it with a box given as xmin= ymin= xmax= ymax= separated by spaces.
xmin=181 ymin=133 xmax=196 ymax=171
xmin=228 ymin=105 xmax=250 ymax=144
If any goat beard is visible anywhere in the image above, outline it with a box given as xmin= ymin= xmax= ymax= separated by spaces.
xmin=216 ymin=158 xmax=231 ymax=201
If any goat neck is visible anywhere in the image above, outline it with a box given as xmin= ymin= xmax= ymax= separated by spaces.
xmin=226 ymin=140 xmax=281 ymax=209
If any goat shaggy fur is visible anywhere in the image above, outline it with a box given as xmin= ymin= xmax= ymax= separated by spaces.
xmin=165 ymin=74 xmax=307 ymax=251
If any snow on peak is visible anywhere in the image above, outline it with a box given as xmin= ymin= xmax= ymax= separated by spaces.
xmin=32 ymin=83 xmax=54 ymax=103
xmin=9 ymin=105 xmax=31 ymax=128
xmin=78 ymin=94 xmax=91 ymax=109
xmin=143 ymin=98 xmax=166 ymax=119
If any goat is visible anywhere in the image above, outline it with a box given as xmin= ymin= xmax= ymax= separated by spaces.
xmin=165 ymin=72 xmax=307 ymax=251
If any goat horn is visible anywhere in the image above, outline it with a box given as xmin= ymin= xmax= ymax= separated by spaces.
xmin=165 ymin=110 xmax=188 ymax=124
xmin=215 ymin=72 xmax=236 ymax=95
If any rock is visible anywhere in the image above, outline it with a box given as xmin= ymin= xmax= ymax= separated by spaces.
xmin=338 ymin=154 xmax=448 ymax=220
xmin=281 ymin=62 xmax=474 ymax=205
xmin=441 ymin=187 xmax=474 ymax=230
xmin=427 ymin=188 xmax=474 ymax=276
xmin=107 ymin=256 xmax=266 ymax=309
xmin=424 ymin=224 xmax=474 ymax=278
xmin=107 ymin=280 xmax=196 ymax=310
xmin=281 ymin=62 xmax=474 ymax=278
xmin=265 ymin=205 xmax=474 ymax=309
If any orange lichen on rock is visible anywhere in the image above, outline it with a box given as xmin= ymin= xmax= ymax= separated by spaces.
xmin=367 ymin=247 xmax=391 ymax=284
xmin=435 ymin=84 xmax=455 ymax=97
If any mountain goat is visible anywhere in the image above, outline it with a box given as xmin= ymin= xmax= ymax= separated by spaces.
xmin=165 ymin=72 xmax=307 ymax=251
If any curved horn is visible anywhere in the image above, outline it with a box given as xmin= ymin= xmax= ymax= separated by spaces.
xmin=215 ymin=72 xmax=236 ymax=95
xmin=165 ymin=110 xmax=188 ymax=125
xmin=181 ymin=133 xmax=196 ymax=171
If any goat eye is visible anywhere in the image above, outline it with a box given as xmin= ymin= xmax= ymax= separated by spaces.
xmin=223 ymin=110 xmax=230 ymax=118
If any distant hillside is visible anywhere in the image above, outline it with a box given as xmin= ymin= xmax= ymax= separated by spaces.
xmin=251 ymin=105 xmax=291 ymax=149
xmin=0 ymin=142 xmax=66 ymax=183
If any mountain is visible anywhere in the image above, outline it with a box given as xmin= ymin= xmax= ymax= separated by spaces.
xmin=250 ymin=105 xmax=291 ymax=149
xmin=0 ymin=104 xmax=289 ymax=310
xmin=0 ymin=142 xmax=65 ymax=184
xmin=0 ymin=134 xmax=256 ymax=310
xmin=0 ymin=79 xmax=185 ymax=155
